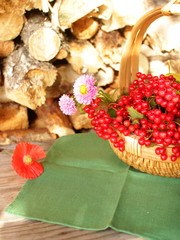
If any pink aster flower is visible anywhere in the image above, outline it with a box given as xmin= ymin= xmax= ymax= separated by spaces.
xmin=73 ymin=75 xmax=98 ymax=105
xmin=59 ymin=94 xmax=77 ymax=115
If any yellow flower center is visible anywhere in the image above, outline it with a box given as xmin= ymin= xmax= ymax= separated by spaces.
xmin=23 ymin=155 xmax=33 ymax=165
xmin=80 ymin=85 xmax=87 ymax=95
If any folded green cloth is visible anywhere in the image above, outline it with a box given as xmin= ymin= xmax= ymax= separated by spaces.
xmin=6 ymin=133 xmax=180 ymax=240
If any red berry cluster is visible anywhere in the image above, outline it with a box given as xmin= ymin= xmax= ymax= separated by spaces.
xmin=84 ymin=73 xmax=180 ymax=161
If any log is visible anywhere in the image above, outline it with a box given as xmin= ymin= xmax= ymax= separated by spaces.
xmin=71 ymin=17 xmax=99 ymax=40
xmin=0 ymin=86 xmax=11 ymax=103
xmin=21 ymin=13 xmax=62 ymax=61
xmin=45 ymin=73 xmax=63 ymax=99
xmin=95 ymin=67 xmax=114 ymax=87
xmin=93 ymin=29 xmax=124 ymax=70
xmin=46 ymin=62 xmax=83 ymax=99
xmin=66 ymin=40 xmax=105 ymax=74
xmin=33 ymin=98 xmax=75 ymax=137
xmin=55 ymin=46 xmax=68 ymax=60
xmin=0 ymin=0 xmax=54 ymax=15
xmin=0 ymin=40 xmax=15 ymax=58
xmin=170 ymin=48 xmax=180 ymax=74
xmin=93 ymin=29 xmax=149 ymax=74
xmin=0 ymin=102 xmax=28 ymax=131
xmin=46 ymin=67 xmax=73 ymax=98
xmin=146 ymin=15 xmax=180 ymax=52
xmin=139 ymin=53 xmax=149 ymax=75
xmin=87 ymin=1 xmax=112 ymax=21
xmin=57 ymin=64 xmax=80 ymax=88
xmin=0 ymin=13 xmax=24 ymax=41
xmin=58 ymin=0 xmax=104 ymax=30
xmin=100 ymin=0 xmax=157 ymax=32
xmin=70 ymin=110 xmax=92 ymax=130
xmin=46 ymin=62 xmax=86 ymax=98
xmin=28 ymin=27 xmax=61 ymax=61
xmin=3 ymin=46 xmax=57 ymax=110
xmin=46 ymin=64 xmax=80 ymax=99
xmin=0 ymin=68 xmax=3 ymax=85
xmin=0 ymin=128 xmax=56 ymax=145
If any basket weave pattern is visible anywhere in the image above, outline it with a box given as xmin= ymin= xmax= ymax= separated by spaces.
xmin=109 ymin=138 xmax=180 ymax=178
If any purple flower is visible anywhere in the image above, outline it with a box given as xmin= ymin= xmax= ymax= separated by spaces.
xmin=73 ymin=75 xmax=98 ymax=105
xmin=58 ymin=94 xmax=77 ymax=115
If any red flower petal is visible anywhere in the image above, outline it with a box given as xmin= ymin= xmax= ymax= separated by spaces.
xmin=13 ymin=161 xmax=44 ymax=179
xmin=12 ymin=142 xmax=28 ymax=160
xmin=12 ymin=142 xmax=46 ymax=179
xmin=12 ymin=142 xmax=29 ymax=169
xmin=28 ymin=144 xmax=46 ymax=160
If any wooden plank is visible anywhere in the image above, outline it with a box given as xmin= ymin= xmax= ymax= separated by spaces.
xmin=0 ymin=141 xmax=146 ymax=240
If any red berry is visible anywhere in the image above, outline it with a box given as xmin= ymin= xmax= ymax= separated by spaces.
xmin=123 ymin=120 xmax=131 ymax=127
xmin=171 ymin=155 xmax=177 ymax=162
xmin=161 ymin=154 xmax=167 ymax=161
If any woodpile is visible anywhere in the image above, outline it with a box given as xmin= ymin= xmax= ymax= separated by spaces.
xmin=0 ymin=0 xmax=179 ymax=144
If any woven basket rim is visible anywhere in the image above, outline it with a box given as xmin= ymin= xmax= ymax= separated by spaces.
xmin=109 ymin=134 xmax=180 ymax=164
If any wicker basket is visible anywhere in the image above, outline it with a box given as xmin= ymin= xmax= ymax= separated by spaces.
xmin=109 ymin=0 xmax=180 ymax=178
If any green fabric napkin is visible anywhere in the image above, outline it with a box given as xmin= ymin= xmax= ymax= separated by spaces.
xmin=6 ymin=132 xmax=180 ymax=240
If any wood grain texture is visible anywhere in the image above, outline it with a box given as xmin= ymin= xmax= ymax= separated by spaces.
xmin=0 ymin=141 xmax=146 ymax=240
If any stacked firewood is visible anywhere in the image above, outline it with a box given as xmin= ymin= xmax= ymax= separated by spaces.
xmin=0 ymin=0 xmax=179 ymax=144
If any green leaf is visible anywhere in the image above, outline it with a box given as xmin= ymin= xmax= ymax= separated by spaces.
xmin=166 ymin=73 xmax=180 ymax=82
xmin=108 ymin=108 xmax=116 ymax=118
xmin=131 ymin=119 xmax=140 ymax=125
xmin=127 ymin=107 xmax=144 ymax=120
xmin=97 ymin=90 xmax=113 ymax=103
xmin=111 ymin=88 xmax=120 ymax=101
xmin=148 ymin=98 xmax=157 ymax=109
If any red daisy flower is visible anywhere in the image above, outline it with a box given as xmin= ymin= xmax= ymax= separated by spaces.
xmin=12 ymin=142 xmax=46 ymax=179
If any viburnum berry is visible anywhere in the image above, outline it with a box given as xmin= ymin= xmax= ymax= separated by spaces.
xmin=87 ymin=72 xmax=180 ymax=162
xmin=123 ymin=120 xmax=131 ymax=127
xmin=138 ymin=138 xmax=145 ymax=145
xmin=171 ymin=155 xmax=177 ymax=161
xmin=172 ymin=147 xmax=180 ymax=154
xmin=84 ymin=106 xmax=90 ymax=113
xmin=161 ymin=154 xmax=168 ymax=161
xmin=129 ymin=125 xmax=135 ymax=132
xmin=119 ymin=146 xmax=125 ymax=152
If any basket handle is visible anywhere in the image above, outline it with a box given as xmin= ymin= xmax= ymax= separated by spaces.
xmin=162 ymin=0 xmax=180 ymax=14
xmin=118 ymin=1 xmax=180 ymax=95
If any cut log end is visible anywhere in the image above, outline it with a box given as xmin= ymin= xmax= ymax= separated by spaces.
xmin=0 ymin=13 xmax=24 ymax=41
xmin=71 ymin=17 xmax=99 ymax=40
xmin=28 ymin=27 xmax=61 ymax=61
xmin=55 ymin=47 xmax=68 ymax=60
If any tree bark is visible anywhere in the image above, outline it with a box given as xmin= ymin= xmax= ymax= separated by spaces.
xmin=0 ymin=128 xmax=56 ymax=145
xmin=3 ymin=46 xmax=57 ymax=110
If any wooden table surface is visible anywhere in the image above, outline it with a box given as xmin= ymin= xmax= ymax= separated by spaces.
xmin=0 ymin=140 xmax=146 ymax=240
